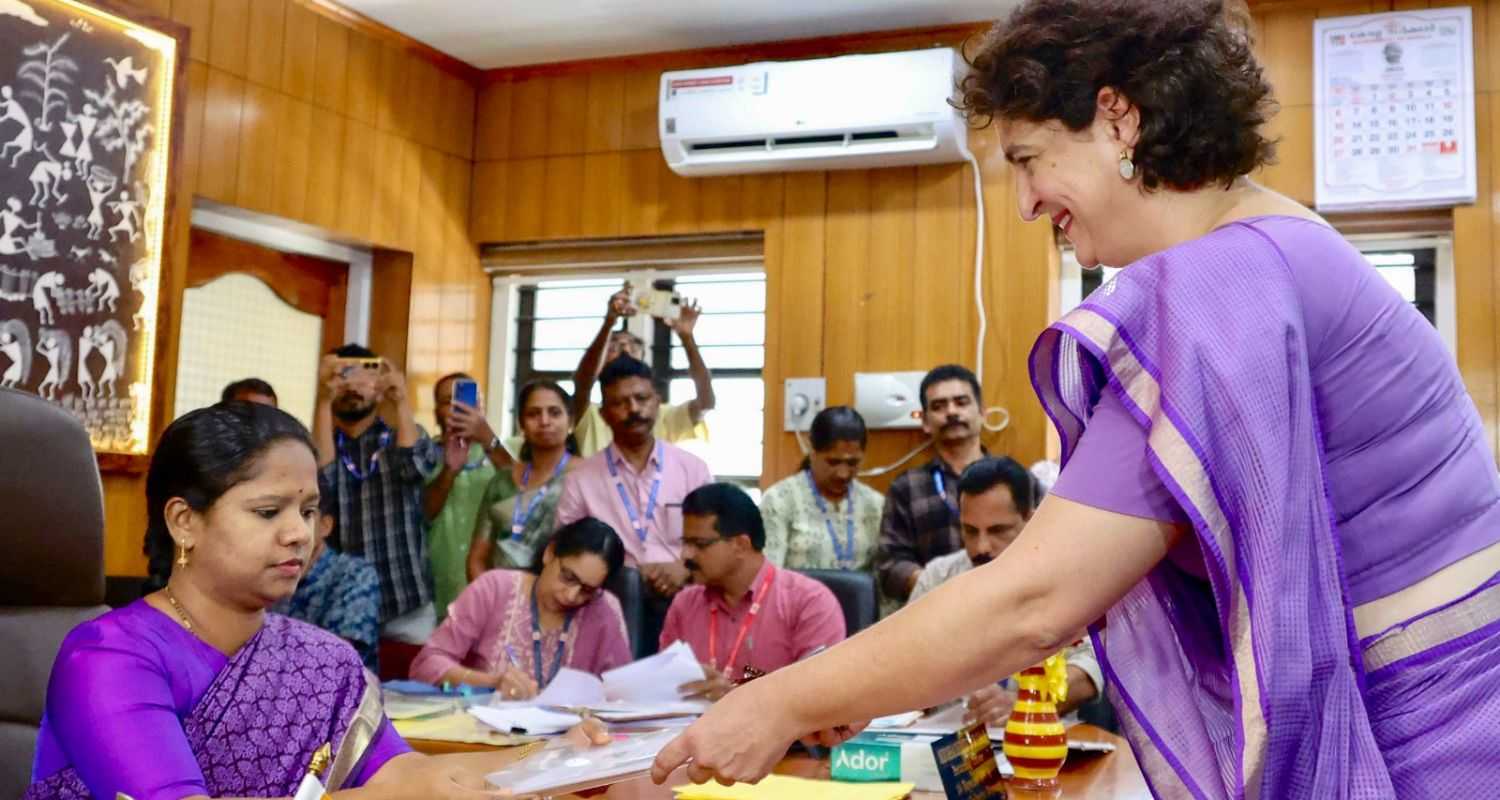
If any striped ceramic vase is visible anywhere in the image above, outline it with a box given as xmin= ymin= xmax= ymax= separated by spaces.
xmin=1002 ymin=655 xmax=1068 ymax=790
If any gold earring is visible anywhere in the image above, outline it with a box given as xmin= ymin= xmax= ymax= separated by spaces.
xmin=177 ymin=543 xmax=189 ymax=568
xmin=1118 ymin=150 xmax=1136 ymax=181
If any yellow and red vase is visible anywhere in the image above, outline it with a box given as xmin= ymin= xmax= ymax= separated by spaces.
xmin=1002 ymin=652 xmax=1069 ymax=790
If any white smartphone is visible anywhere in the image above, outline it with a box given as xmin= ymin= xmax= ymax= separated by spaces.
xmin=631 ymin=288 xmax=683 ymax=321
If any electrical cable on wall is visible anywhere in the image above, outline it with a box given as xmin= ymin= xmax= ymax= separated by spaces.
xmin=796 ymin=148 xmax=1010 ymax=479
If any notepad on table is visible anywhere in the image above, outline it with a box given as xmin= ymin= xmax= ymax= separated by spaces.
xmin=673 ymin=774 xmax=914 ymax=800
xmin=393 ymin=710 xmax=534 ymax=746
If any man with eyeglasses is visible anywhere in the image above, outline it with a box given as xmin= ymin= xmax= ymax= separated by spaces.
xmin=660 ymin=483 xmax=846 ymax=701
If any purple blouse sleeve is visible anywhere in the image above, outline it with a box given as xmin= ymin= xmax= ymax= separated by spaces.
xmin=349 ymin=717 xmax=413 ymax=786
xmin=42 ymin=632 xmax=209 ymax=800
xmin=1049 ymin=389 xmax=1188 ymax=524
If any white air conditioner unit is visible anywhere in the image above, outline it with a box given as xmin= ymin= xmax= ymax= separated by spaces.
xmin=659 ymin=48 xmax=969 ymax=177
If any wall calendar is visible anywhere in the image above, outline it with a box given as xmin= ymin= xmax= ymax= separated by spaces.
xmin=1314 ymin=7 xmax=1476 ymax=212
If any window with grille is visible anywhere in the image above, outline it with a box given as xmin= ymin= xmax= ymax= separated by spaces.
xmin=498 ymin=269 xmax=766 ymax=484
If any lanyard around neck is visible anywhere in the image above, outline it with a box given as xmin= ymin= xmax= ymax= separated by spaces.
xmin=932 ymin=465 xmax=958 ymax=518
xmin=805 ymin=470 xmax=856 ymax=568
xmin=529 ymin=579 xmax=576 ymax=687
xmin=335 ymin=427 xmax=390 ymax=482
xmin=708 ymin=565 xmax=777 ymax=674
xmin=606 ymin=443 xmax=664 ymax=544
xmin=510 ymin=453 xmax=570 ymax=540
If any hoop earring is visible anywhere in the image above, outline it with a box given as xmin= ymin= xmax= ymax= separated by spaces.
xmin=1118 ymin=151 xmax=1136 ymax=181
xmin=177 ymin=543 xmax=189 ymax=569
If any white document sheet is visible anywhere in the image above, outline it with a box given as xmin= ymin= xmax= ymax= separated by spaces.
xmin=601 ymin=641 xmax=706 ymax=703
xmin=533 ymin=667 xmax=608 ymax=707
xmin=469 ymin=705 xmax=582 ymax=735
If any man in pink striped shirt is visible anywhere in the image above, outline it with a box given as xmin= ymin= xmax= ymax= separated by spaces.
xmin=662 ymin=483 xmax=846 ymax=701
xmin=555 ymin=356 xmax=713 ymax=599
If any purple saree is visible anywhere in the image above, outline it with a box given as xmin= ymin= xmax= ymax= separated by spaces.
xmin=1031 ymin=216 xmax=1500 ymax=798
xmin=27 ymin=602 xmax=403 ymax=800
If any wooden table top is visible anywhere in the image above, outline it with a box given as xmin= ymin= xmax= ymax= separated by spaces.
xmin=409 ymin=723 xmax=1151 ymax=799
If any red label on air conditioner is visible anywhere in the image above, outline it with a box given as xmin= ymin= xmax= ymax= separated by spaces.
xmin=668 ymin=75 xmax=735 ymax=97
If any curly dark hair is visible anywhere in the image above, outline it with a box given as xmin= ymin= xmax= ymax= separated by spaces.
xmin=957 ymin=0 xmax=1277 ymax=191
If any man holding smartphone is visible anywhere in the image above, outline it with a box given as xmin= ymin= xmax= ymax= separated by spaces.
xmin=312 ymin=343 xmax=441 ymax=675
xmin=421 ymin=372 xmax=506 ymax=621
xmin=568 ymin=281 xmax=716 ymax=457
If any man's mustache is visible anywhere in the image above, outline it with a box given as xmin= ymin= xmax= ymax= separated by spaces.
xmin=683 ymin=559 xmax=700 ymax=573
xmin=971 ymin=553 xmax=994 ymax=567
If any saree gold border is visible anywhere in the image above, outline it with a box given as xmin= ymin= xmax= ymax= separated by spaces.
xmin=1354 ymin=539 xmax=1500 ymax=640
xmin=1065 ymin=307 xmax=1267 ymax=800
xmin=1362 ymin=574 xmax=1500 ymax=671
xmin=327 ymin=670 xmax=386 ymax=790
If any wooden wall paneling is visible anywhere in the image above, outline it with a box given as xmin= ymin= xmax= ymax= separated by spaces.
xmin=475 ymin=80 xmax=513 ymax=161
xmin=441 ymin=154 xmax=479 ymax=374
xmin=1260 ymin=8 xmax=1315 ymax=106
xmin=281 ymin=1 xmax=320 ymax=100
xmin=272 ymin=96 xmax=314 ymax=222
xmin=696 ymin=175 xmax=744 ymax=232
xmin=454 ymin=79 xmax=477 ymax=160
xmin=742 ymin=173 xmax=787 ymax=484
xmin=410 ymin=60 xmax=442 ymax=149
xmin=234 ymin=82 xmax=280 ymax=213
xmin=133 ymin=0 xmax=173 ymax=16
xmin=1457 ymin=91 xmax=1499 ymax=451
xmin=503 ymin=157 xmax=547 ymax=240
xmin=1461 ymin=0 xmax=1493 ymax=94
xmin=584 ymin=71 xmax=626 ymax=153
xmin=509 ymin=76 xmax=552 ymax=159
xmin=338 ymin=120 xmax=377 ymax=240
xmin=369 ymin=130 xmax=407 ymax=248
xmin=304 ymin=109 xmax=346 ymax=231
xmin=541 ymin=156 xmax=587 ymax=239
xmin=656 ymin=161 xmax=700 ymax=234
xmin=369 ymin=249 xmax=413 ymax=368
xmin=345 ymin=31 xmax=381 ymax=126
xmin=199 ymin=68 xmax=246 ymax=203
xmin=1313 ymin=1 xmax=1378 ymax=15
xmin=172 ymin=0 xmax=212 ymax=62
xmin=312 ymin=15 xmax=350 ymax=113
xmin=622 ymin=68 xmax=661 ymax=150
xmin=245 ymin=0 xmax=287 ymax=89
xmin=579 ymin=152 xmax=625 ymax=238
xmin=103 ymin=473 xmax=147 ymax=575
xmin=822 ymin=170 xmax=869 ymax=406
xmin=179 ymin=60 xmax=209 ymax=197
xmin=1259 ymin=104 xmax=1314 ymax=202
xmin=395 ymin=138 xmax=424 ymax=251
xmin=777 ymin=171 xmax=827 ymax=479
xmin=375 ymin=42 xmax=409 ymax=134
xmin=470 ymin=160 xmax=509 ymax=243
xmin=866 ymin=167 xmax=917 ymax=371
xmin=913 ymin=164 xmax=965 ymax=372
xmin=545 ymin=73 xmax=590 ymax=156
xmin=620 ymin=149 xmax=662 ymax=236
xmin=209 ymin=0 xmax=250 ymax=76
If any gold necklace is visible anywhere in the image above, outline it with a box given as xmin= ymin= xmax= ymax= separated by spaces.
xmin=162 ymin=585 xmax=197 ymax=632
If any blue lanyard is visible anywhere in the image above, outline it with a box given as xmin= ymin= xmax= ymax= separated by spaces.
xmin=529 ymin=580 xmax=575 ymax=686
xmin=335 ymin=428 xmax=390 ymax=482
xmin=932 ymin=466 xmax=958 ymax=518
xmin=805 ymin=470 xmax=856 ymax=568
xmin=606 ymin=443 xmax=664 ymax=544
xmin=510 ymin=453 xmax=570 ymax=541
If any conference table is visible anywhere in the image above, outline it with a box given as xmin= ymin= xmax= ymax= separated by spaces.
xmin=410 ymin=723 xmax=1151 ymax=799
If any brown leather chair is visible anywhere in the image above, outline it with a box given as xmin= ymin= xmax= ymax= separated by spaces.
xmin=0 ymin=387 xmax=108 ymax=796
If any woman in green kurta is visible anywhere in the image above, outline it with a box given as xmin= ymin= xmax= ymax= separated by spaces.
xmin=468 ymin=381 xmax=578 ymax=577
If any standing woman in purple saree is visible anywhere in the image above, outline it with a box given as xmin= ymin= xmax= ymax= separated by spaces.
xmin=24 ymin=403 xmax=599 ymax=800
xmin=651 ymin=2 xmax=1500 ymax=797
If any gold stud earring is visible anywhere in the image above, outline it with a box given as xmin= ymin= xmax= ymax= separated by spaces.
xmin=1118 ymin=150 xmax=1136 ymax=181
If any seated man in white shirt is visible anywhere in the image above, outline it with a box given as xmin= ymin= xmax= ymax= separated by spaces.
xmin=911 ymin=456 xmax=1103 ymax=726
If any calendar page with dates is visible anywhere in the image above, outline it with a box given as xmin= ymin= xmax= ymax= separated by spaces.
xmin=1314 ymin=8 xmax=1476 ymax=212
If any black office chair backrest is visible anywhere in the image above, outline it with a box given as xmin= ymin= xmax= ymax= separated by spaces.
xmin=795 ymin=569 xmax=878 ymax=637
xmin=605 ymin=566 xmax=649 ymax=659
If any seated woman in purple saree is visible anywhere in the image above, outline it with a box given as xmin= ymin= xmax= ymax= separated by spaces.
xmin=646 ymin=3 xmax=1500 ymax=798
xmin=25 ymin=403 xmax=532 ymax=800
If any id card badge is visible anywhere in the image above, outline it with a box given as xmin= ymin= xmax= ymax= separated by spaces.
xmin=931 ymin=719 xmax=1007 ymax=799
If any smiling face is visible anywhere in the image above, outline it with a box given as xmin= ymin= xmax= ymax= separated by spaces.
xmin=996 ymin=90 xmax=1150 ymax=269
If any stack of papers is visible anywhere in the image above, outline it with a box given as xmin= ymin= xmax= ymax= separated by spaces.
xmin=601 ymin=641 xmax=707 ymax=703
xmin=393 ymin=710 xmax=535 ymax=746
xmin=470 ymin=705 xmax=586 ymax=735
xmin=673 ymin=775 xmax=914 ymax=800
